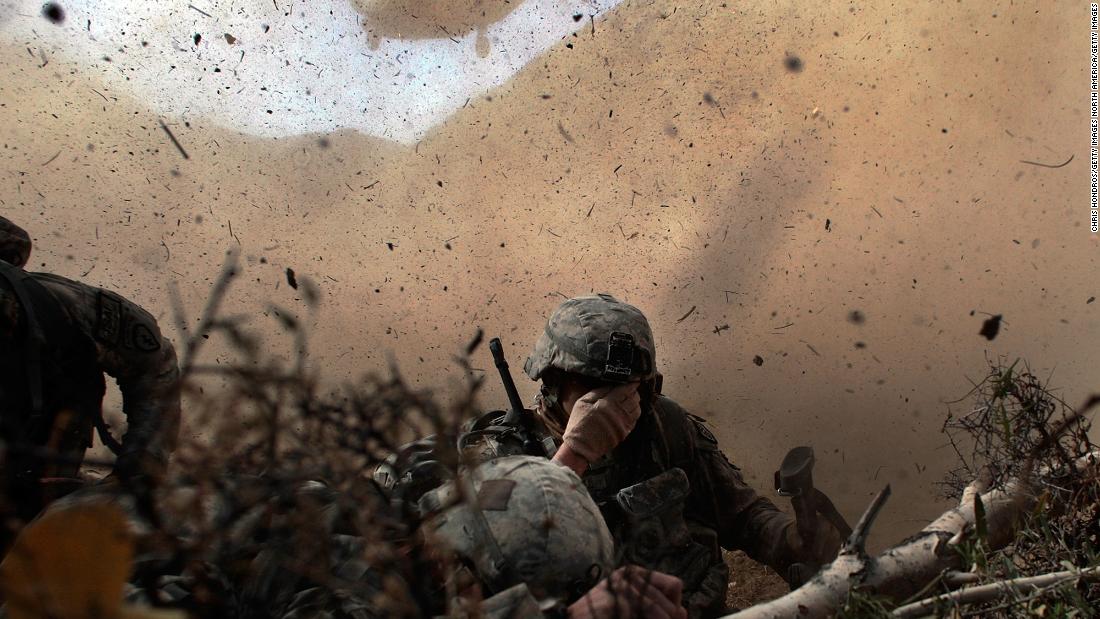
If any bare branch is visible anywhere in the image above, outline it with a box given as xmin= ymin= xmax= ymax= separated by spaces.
xmin=892 ymin=565 xmax=1100 ymax=618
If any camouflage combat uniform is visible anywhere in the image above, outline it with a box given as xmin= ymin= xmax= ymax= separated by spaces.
xmin=380 ymin=294 xmax=839 ymax=618
xmin=0 ymin=217 xmax=180 ymax=526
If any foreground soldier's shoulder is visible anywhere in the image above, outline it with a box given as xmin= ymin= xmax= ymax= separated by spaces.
xmin=683 ymin=412 xmax=747 ymax=475
xmin=685 ymin=412 xmax=720 ymax=448
xmin=32 ymin=272 xmax=93 ymax=306
xmin=31 ymin=272 xmax=98 ymax=328
xmin=95 ymin=289 xmax=165 ymax=353
xmin=33 ymin=273 xmax=166 ymax=353
xmin=653 ymin=396 xmax=718 ymax=447
xmin=649 ymin=396 xmax=704 ymax=471
xmin=652 ymin=394 xmax=691 ymax=422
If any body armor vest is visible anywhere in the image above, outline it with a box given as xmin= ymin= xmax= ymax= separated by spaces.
xmin=0 ymin=262 xmax=105 ymax=521
xmin=581 ymin=408 xmax=729 ymax=618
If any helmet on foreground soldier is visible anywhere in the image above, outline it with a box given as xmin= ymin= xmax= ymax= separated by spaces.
xmin=419 ymin=455 xmax=615 ymax=606
xmin=0 ymin=216 xmax=31 ymax=268
xmin=524 ymin=293 xmax=657 ymax=385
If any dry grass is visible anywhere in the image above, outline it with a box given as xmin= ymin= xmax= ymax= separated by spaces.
xmin=724 ymin=550 xmax=789 ymax=611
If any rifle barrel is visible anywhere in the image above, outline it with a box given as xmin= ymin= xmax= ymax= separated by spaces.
xmin=489 ymin=338 xmax=526 ymax=425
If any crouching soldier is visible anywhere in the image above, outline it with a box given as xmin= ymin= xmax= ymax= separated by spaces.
xmin=378 ymin=294 xmax=846 ymax=617
xmin=0 ymin=216 xmax=180 ymax=540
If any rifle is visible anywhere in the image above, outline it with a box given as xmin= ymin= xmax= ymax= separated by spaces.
xmin=485 ymin=338 xmax=556 ymax=457
xmin=490 ymin=338 xmax=526 ymax=427
xmin=775 ymin=446 xmax=853 ymax=588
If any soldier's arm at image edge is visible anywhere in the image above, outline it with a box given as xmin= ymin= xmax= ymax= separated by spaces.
xmin=689 ymin=422 xmax=802 ymax=574
xmin=93 ymin=293 xmax=182 ymax=466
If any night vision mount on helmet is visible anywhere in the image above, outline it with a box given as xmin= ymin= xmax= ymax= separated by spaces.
xmin=523 ymin=293 xmax=657 ymax=385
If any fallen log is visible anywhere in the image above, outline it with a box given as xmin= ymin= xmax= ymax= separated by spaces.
xmin=722 ymin=450 xmax=1100 ymax=619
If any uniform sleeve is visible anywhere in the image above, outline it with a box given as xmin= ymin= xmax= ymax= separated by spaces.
xmin=682 ymin=413 xmax=803 ymax=575
xmin=38 ymin=275 xmax=181 ymax=468
xmin=108 ymin=328 xmax=181 ymax=467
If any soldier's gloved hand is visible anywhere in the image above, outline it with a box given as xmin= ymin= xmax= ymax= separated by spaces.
xmin=812 ymin=518 xmax=844 ymax=564
xmin=784 ymin=517 xmax=844 ymax=569
xmin=567 ymin=566 xmax=687 ymax=619
xmin=559 ymin=382 xmax=641 ymax=470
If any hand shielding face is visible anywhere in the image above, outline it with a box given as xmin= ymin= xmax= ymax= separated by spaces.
xmin=561 ymin=382 xmax=642 ymax=465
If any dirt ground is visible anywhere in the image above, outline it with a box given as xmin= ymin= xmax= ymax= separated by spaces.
xmin=724 ymin=550 xmax=790 ymax=611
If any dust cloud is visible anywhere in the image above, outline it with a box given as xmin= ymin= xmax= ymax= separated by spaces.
xmin=353 ymin=0 xmax=521 ymax=54
xmin=0 ymin=1 xmax=1095 ymax=545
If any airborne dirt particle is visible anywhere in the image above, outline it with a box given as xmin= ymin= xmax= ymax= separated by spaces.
xmin=979 ymin=314 xmax=1002 ymax=340
xmin=557 ymin=121 xmax=575 ymax=143
xmin=158 ymin=120 xmax=190 ymax=160
xmin=193 ymin=33 xmax=202 ymax=45
xmin=677 ymin=305 xmax=697 ymax=322
xmin=847 ymin=310 xmax=866 ymax=325
xmin=286 ymin=267 xmax=298 ymax=289
xmin=42 ymin=3 xmax=64 ymax=23
xmin=784 ymin=54 xmax=803 ymax=72
xmin=752 ymin=355 xmax=764 ymax=366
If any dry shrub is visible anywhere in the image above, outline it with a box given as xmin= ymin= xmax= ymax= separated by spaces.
xmin=935 ymin=357 xmax=1099 ymax=617
xmin=4 ymin=253 xmax=481 ymax=618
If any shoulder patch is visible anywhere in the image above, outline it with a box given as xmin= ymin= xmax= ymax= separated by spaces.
xmin=686 ymin=413 xmax=743 ymax=471
xmin=686 ymin=413 xmax=719 ymax=446
xmin=131 ymin=322 xmax=161 ymax=352
xmin=95 ymin=291 xmax=123 ymax=345
xmin=95 ymin=290 xmax=161 ymax=352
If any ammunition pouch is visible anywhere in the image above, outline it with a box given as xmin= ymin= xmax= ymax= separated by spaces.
xmin=613 ymin=468 xmax=728 ymax=618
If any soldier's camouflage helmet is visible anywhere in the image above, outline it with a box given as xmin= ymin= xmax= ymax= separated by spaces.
xmin=0 ymin=216 xmax=31 ymax=268
xmin=524 ymin=293 xmax=656 ymax=384
xmin=420 ymin=455 xmax=614 ymax=601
